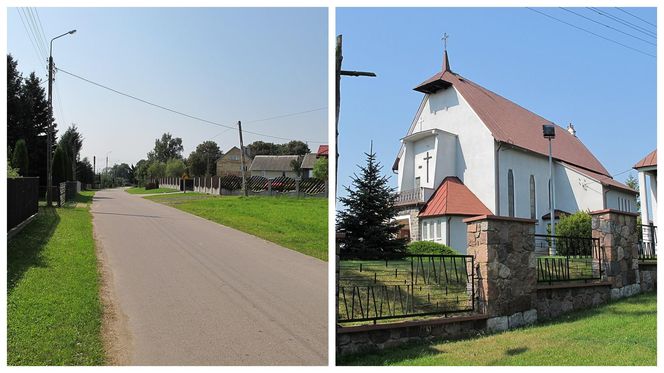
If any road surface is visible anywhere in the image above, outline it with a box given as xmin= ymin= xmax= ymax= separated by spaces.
xmin=91 ymin=188 xmax=327 ymax=365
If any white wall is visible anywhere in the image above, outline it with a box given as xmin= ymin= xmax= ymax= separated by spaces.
xmin=419 ymin=215 xmax=468 ymax=255
xmin=398 ymin=86 xmax=496 ymax=211
xmin=605 ymin=189 xmax=637 ymax=213
xmin=497 ymin=147 xmax=606 ymax=235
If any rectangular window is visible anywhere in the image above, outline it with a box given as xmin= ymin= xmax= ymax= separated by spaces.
xmin=508 ymin=169 xmax=515 ymax=217
xmin=422 ymin=221 xmax=428 ymax=240
xmin=530 ymin=175 xmax=536 ymax=220
xmin=437 ymin=219 xmax=443 ymax=239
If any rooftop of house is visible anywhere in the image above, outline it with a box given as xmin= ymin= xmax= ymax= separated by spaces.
xmin=301 ymin=153 xmax=318 ymax=169
xmin=249 ymin=155 xmax=300 ymax=172
xmin=419 ymin=176 xmax=492 ymax=217
xmin=317 ymin=145 xmax=329 ymax=157
xmin=634 ymin=149 xmax=657 ymax=170
xmin=412 ymin=50 xmax=610 ymax=178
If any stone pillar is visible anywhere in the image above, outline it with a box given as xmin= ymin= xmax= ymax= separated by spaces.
xmin=464 ymin=215 xmax=538 ymax=332
xmin=590 ymin=209 xmax=640 ymax=299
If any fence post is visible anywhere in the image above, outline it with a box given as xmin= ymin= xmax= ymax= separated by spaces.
xmin=268 ymin=179 xmax=272 ymax=196
xmin=296 ymin=178 xmax=300 ymax=197
xmin=590 ymin=209 xmax=641 ymax=299
xmin=464 ymin=215 xmax=538 ymax=332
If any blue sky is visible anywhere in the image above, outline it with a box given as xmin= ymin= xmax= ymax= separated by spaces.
xmin=336 ymin=7 xmax=656 ymax=199
xmin=7 ymin=7 xmax=328 ymax=167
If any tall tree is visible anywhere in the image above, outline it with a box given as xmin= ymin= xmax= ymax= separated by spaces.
xmin=337 ymin=148 xmax=407 ymax=259
xmin=11 ymin=139 xmax=29 ymax=176
xmin=7 ymin=54 xmax=23 ymax=135
xmin=77 ymin=157 xmax=95 ymax=185
xmin=52 ymin=145 xmax=67 ymax=185
xmin=165 ymin=159 xmax=186 ymax=178
xmin=187 ymin=140 xmax=222 ymax=176
xmin=58 ymin=125 xmax=84 ymax=181
xmin=625 ymin=174 xmax=640 ymax=212
xmin=281 ymin=140 xmax=310 ymax=156
xmin=247 ymin=141 xmax=281 ymax=156
xmin=148 ymin=133 xmax=183 ymax=163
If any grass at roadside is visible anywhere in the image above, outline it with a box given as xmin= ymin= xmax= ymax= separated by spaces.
xmin=146 ymin=193 xmax=328 ymax=261
xmin=7 ymin=193 xmax=104 ymax=365
xmin=125 ymin=186 xmax=179 ymax=194
xmin=338 ymin=292 xmax=656 ymax=366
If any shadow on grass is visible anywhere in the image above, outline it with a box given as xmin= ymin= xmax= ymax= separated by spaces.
xmin=7 ymin=208 xmax=60 ymax=294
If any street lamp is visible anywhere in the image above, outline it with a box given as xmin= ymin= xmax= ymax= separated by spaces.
xmin=543 ymin=124 xmax=556 ymax=255
xmin=105 ymin=151 xmax=112 ymax=188
xmin=46 ymin=29 xmax=76 ymax=207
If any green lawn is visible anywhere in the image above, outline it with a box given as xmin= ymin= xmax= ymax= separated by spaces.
xmin=7 ymin=194 xmax=105 ymax=365
xmin=339 ymin=292 xmax=657 ymax=366
xmin=146 ymin=193 xmax=328 ymax=261
xmin=125 ymin=186 xmax=179 ymax=194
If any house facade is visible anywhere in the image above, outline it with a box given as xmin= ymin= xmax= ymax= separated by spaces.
xmin=393 ymin=51 xmax=637 ymax=253
xmin=216 ymin=146 xmax=253 ymax=177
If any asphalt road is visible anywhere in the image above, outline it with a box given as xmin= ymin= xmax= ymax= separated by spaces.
xmin=91 ymin=188 xmax=327 ymax=365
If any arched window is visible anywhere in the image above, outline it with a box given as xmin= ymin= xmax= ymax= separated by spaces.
xmin=508 ymin=169 xmax=515 ymax=217
xmin=530 ymin=175 xmax=536 ymax=220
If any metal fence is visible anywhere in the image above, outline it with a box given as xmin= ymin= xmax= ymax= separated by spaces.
xmin=337 ymin=254 xmax=475 ymax=324
xmin=638 ymin=224 xmax=657 ymax=261
xmin=534 ymin=234 xmax=603 ymax=283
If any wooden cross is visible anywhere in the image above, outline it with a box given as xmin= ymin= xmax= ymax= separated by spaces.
xmin=424 ymin=151 xmax=433 ymax=183
xmin=442 ymin=33 xmax=449 ymax=51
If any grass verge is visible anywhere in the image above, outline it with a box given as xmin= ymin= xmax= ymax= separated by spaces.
xmin=338 ymin=292 xmax=657 ymax=366
xmin=125 ymin=187 xmax=179 ymax=194
xmin=146 ymin=193 xmax=328 ymax=261
xmin=7 ymin=193 xmax=104 ymax=365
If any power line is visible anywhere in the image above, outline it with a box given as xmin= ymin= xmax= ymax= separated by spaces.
xmin=615 ymin=7 xmax=657 ymax=28
xmin=16 ymin=8 xmax=47 ymax=72
xmin=526 ymin=8 xmax=656 ymax=58
xmin=23 ymin=8 xmax=48 ymax=59
xmin=559 ymin=7 xmax=655 ymax=46
xmin=587 ymin=7 xmax=656 ymax=38
xmin=56 ymin=67 xmax=327 ymax=144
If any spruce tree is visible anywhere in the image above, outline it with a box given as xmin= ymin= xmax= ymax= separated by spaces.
xmin=337 ymin=147 xmax=407 ymax=259
xmin=11 ymin=139 xmax=29 ymax=176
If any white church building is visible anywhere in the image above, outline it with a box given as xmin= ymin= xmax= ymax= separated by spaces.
xmin=393 ymin=50 xmax=637 ymax=253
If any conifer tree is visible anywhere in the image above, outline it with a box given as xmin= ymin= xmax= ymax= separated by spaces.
xmin=11 ymin=139 xmax=29 ymax=176
xmin=337 ymin=146 xmax=407 ymax=259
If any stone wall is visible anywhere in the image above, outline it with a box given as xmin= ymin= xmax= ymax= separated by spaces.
xmin=536 ymin=282 xmax=611 ymax=321
xmin=337 ymin=315 xmax=488 ymax=356
xmin=639 ymin=263 xmax=657 ymax=292
xmin=464 ymin=215 xmax=538 ymax=331
xmin=590 ymin=209 xmax=641 ymax=300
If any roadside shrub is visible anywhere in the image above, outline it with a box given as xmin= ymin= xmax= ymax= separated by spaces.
xmin=407 ymin=241 xmax=459 ymax=255
xmin=549 ymin=211 xmax=592 ymax=238
xmin=145 ymin=181 xmax=159 ymax=190
xmin=11 ymin=139 xmax=28 ymax=176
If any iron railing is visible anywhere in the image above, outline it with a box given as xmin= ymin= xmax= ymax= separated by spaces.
xmin=337 ymin=254 xmax=475 ymax=324
xmin=534 ymin=234 xmax=603 ymax=283
xmin=638 ymin=224 xmax=657 ymax=261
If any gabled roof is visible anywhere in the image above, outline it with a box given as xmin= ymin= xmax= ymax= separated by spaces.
xmin=634 ymin=149 xmax=656 ymax=169
xmin=301 ymin=153 xmax=318 ymax=169
xmin=561 ymin=161 xmax=636 ymax=195
xmin=317 ymin=145 xmax=329 ymax=157
xmin=249 ymin=155 xmax=299 ymax=172
xmin=419 ymin=177 xmax=492 ymax=217
xmin=413 ymin=54 xmax=610 ymax=177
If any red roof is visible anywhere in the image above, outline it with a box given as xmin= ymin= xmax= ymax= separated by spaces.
xmin=317 ymin=145 xmax=329 ymax=157
xmin=561 ymin=162 xmax=636 ymax=194
xmin=419 ymin=177 xmax=492 ymax=217
xmin=634 ymin=149 xmax=656 ymax=169
xmin=414 ymin=58 xmax=610 ymax=177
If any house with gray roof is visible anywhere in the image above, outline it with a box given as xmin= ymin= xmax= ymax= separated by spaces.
xmin=249 ymin=155 xmax=301 ymax=179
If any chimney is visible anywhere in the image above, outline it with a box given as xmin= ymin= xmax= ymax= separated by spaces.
xmin=567 ymin=123 xmax=576 ymax=137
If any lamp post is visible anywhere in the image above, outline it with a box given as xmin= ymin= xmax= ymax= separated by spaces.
xmin=543 ymin=124 xmax=556 ymax=255
xmin=105 ymin=151 xmax=112 ymax=188
xmin=46 ymin=29 xmax=76 ymax=207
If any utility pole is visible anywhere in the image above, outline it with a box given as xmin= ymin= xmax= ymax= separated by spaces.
xmin=238 ymin=121 xmax=248 ymax=197
xmin=93 ymin=156 xmax=96 ymax=188
xmin=46 ymin=29 xmax=76 ymax=207
xmin=336 ymin=34 xmax=376 ymax=191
